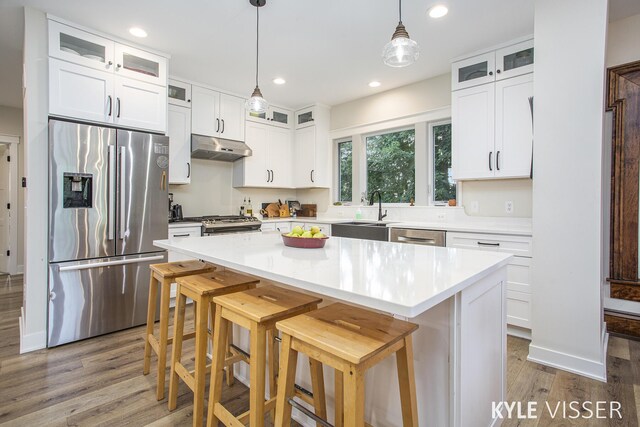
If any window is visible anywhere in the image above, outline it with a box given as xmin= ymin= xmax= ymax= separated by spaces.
xmin=337 ymin=140 xmax=352 ymax=202
xmin=365 ymin=129 xmax=415 ymax=203
xmin=432 ymin=122 xmax=456 ymax=203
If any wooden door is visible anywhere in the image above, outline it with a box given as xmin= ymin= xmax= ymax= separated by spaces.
xmin=607 ymin=60 xmax=640 ymax=301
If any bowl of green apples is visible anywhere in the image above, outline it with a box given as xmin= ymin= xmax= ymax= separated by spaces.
xmin=281 ymin=225 xmax=329 ymax=248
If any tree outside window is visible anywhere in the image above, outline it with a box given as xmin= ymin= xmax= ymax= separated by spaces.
xmin=337 ymin=141 xmax=352 ymax=202
xmin=366 ymin=129 xmax=415 ymax=203
xmin=433 ymin=123 xmax=456 ymax=202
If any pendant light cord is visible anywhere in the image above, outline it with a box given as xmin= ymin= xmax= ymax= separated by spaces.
xmin=255 ymin=5 xmax=260 ymax=88
xmin=398 ymin=0 xmax=402 ymax=24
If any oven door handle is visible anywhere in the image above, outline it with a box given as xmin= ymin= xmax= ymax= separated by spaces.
xmin=397 ymin=236 xmax=437 ymax=245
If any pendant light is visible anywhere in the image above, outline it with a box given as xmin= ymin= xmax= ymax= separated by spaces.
xmin=245 ymin=0 xmax=269 ymax=113
xmin=382 ymin=0 xmax=419 ymax=67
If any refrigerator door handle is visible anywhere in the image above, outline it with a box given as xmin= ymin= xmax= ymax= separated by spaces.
xmin=108 ymin=145 xmax=115 ymax=240
xmin=57 ymin=255 xmax=165 ymax=272
xmin=119 ymin=147 xmax=126 ymax=240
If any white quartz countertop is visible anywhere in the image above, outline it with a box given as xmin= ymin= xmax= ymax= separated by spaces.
xmin=154 ymin=232 xmax=511 ymax=317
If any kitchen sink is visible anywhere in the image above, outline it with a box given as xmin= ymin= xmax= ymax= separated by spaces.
xmin=331 ymin=222 xmax=392 ymax=241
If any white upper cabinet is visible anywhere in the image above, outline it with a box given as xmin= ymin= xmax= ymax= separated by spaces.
xmin=233 ymin=122 xmax=292 ymax=188
xmin=246 ymin=105 xmax=293 ymax=129
xmin=167 ymin=105 xmax=192 ymax=184
xmin=292 ymin=104 xmax=330 ymax=188
xmin=47 ymin=18 xmax=168 ymax=133
xmin=191 ymin=86 xmax=245 ymax=142
xmin=114 ymin=44 xmax=167 ymax=86
xmin=452 ymin=84 xmax=495 ymax=180
xmin=48 ymin=20 xmax=115 ymax=72
xmin=168 ymin=79 xmax=192 ymax=108
xmin=451 ymin=38 xmax=533 ymax=180
xmin=494 ymin=74 xmax=534 ymax=178
xmin=113 ymin=76 xmax=167 ymax=133
xmin=452 ymin=38 xmax=534 ymax=91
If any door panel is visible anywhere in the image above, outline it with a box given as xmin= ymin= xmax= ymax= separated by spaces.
xmin=49 ymin=120 xmax=116 ymax=262
xmin=168 ymin=105 xmax=192 ymax=184
xmin=114 ymin=76 xmax=167 ymax=133
xmin=268 ymin=126 xmax=293 ymax=187
xmin=191 ymin=86 xmax=220 ymax=136
xmin=293 ymin=126 xmax=315 ymax=187
xmin=218 ymin=93 xmax=245 ymax=141
xmin=242 ymin=122 xmax=269 ymax=186
xmin=117 ymin=129 xmax=169 ymax=256
xmin=47 ymin=252 xmax=166 ymax=347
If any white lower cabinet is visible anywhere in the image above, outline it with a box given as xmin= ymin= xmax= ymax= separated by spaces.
xmin=446 ymin=231 xmax=532 ymax=332
xmin=168 ymin=225 xmax=201 ymax=301
xmin=261 ymin=222 xmax=291 ymax=233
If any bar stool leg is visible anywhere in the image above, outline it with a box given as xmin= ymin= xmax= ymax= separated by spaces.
xmin=250 ymin=323 xmax=267 ymax=427
xmin=334 ymin=370 xmax=344 ymax=427
xmin=143 ymin=273 xmax=158 ymax=375
xmin=192 ymin=296 xmax=210 ymax=427
xmin=226 ymin=322 xmax=235 ymax=386
xmin=343 ymin=364 xmax=365 ymax=427
xmin=206 ymin=308 xmax=229 ymax=427
xmin=156 ymin=277 xmax=172 ymax=400
xmin=309 ymin=358 xmax=327 ymax=426
xmin=396 ymin=336 xmax=418 ymax=427
xmin=168 ymin=288 xmax=187 ymax=411
xmin=274 ymin=333 xmax=299 ymax=426
xmin=267 ymin=328 xmax=278 ymax=422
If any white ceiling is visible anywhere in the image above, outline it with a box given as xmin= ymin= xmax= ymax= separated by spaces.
xmin=0 ymin=0 xmax=637 ymax=110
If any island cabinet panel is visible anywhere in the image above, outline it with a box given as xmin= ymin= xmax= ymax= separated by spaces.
xmin=447 ymin=231 xmax=533 ymax=334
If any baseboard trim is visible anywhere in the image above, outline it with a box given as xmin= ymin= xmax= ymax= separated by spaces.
xmin=19 ymin=308 xmax=47 ymax=353
xmin=527 ymin=330 xmax=608 ymax=382
xmin=507 ymin=325 xmax=531 ymax=340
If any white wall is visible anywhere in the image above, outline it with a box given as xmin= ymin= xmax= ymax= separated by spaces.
xmin=21 ymin=6 xmax=49 ymax=352
xmin=328 ymin=73 xmax=533 ymax=217
xmin=0 ymin=105 xmax=24 ymax=270
xmin=528 ymin=0 xmax=608 ymax=381
xmin=606 ymin=13 xmax=640 ymax=67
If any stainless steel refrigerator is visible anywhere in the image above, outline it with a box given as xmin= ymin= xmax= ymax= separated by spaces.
xmin=48 ymin=119 xmax=169 ymax=347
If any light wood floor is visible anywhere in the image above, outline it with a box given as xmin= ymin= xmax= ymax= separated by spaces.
xmin=0 ymin=275 xmax=638 ymax=426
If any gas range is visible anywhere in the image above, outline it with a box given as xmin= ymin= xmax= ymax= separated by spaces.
xmin=179 ymin=215 xmax=262 ymax=235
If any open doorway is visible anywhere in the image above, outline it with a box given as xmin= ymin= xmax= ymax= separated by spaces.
xmin=0 ymin=134 xmax=19 ymax=275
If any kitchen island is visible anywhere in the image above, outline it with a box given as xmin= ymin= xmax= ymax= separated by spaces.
xmin=154 ymin=232 xmax=511 ymax=427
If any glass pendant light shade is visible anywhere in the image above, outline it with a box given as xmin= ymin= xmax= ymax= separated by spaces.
xmin=383 ymin=0 xmax=419 ymax=68
xmin=246 ymin=86 xmax=269 ymax=113
xmin=383 ymin=23 xmax=419 ymax=67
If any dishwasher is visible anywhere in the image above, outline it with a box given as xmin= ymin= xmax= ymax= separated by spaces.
xmin=390 ymin=228 xmax=446 ymax=246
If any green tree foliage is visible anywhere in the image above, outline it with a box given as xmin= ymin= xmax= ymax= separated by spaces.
xmin=338 ymin=141 xmax=352 ymax=201
xmin=433 ymin=124 xmax=456 ymax=202
xmin=366 ymin=130 xmax=415 ymax=203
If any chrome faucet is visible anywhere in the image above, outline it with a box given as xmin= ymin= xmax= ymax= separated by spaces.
xmin=369 ymin=190 xmax=388 ymax=222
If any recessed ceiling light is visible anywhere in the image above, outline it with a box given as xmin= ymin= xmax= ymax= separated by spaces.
xmin=428 ymin=5 xmax=448 ymax=18
xmin=129 ymin=27 xmax=148 ymax=38
xmin=273 ymin=78 xmax=286 ymax=85
xmin=369 ymin=81 xmax=381 ymax=88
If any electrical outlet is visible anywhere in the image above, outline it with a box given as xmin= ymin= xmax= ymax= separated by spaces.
xmin=470 ymin=201 xmax=479 ymax=213
xmin=505 ymin=201 xmax=514 ymax=214
xmin=437 ymin=212 xmax=446 ymax=220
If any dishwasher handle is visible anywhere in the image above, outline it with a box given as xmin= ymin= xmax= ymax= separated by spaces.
xmin=397 ymin=236 xmax=437 ymax=245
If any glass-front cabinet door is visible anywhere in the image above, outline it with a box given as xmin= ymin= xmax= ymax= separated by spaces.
xmin=495 ymin=39 xmax=534 ymax=80
xmin=114 ymin=44 xmax=167 ymax=86
xmin=168 ymin=79 xmax=192 ymax=108
xmin=48 ymin=20 xmax=115 ymax=72
xmin=295 ymin=107 xmax=315 ymax=129
xmin=269 ymin=106 xmax=292 ymax=128
xmin=452 ymin=52 xmax=496 ymax=91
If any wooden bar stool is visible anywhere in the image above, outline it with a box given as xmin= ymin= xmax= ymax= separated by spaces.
xmin=143 ymin=260 xmax=216 ymax=400
xmin=168 ymin=270 xmax=260 ymax=426
xmin=274 ymin=303 xmax=420 ymax=427
xmin=207 ymin=285 xmax=324 ymax=427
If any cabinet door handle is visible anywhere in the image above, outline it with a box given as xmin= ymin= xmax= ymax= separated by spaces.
xmin=108 ymin=61 xmax=113 ymax=67
xmin=116 ymin=97 xmax=121 ymax=118
xmin=496 ymin=69 xmax=501 ymax=74
xmin=172 ymin=233 xmax=190 ymax=237
xmin=496 ymin=151 xmax=501 ymax=171
xmin=477 ymin=241 xmax=500 ymax=247
xmin=311 ymin=169 xmax=315 ymax=183
xmin=216 ymin=118 xmax=220 ymax=133
xmin=107 ymin=95 xmax=112 ymax=116
xmin=116 ymin=63 xmax=122 ymax=70
xmin=489 ymin=71 xmax=494 ymax=76
xmin=266 ymin=169 xmax=270 ymax=182
xmin=488 ymin=151 xmax=493 ymax=171
xmin=221 ymin=119 xmax=225 ymax=133
xmin=270 ymin=170 xmax=274 ymax=182
xmin=187 ymin=162 xmax=191 ymax=178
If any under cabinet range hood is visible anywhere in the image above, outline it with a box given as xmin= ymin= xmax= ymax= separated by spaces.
xmin=191 ymin=134 xmax=252 ymax=161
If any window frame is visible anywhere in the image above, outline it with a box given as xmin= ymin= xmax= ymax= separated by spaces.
xmin=335 ymin=137 xmax=354 ymax=203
